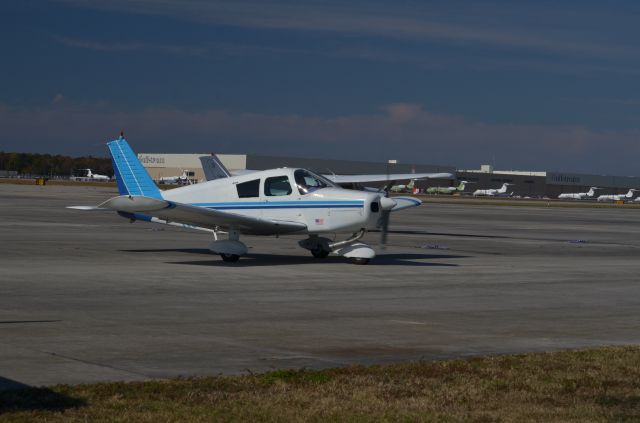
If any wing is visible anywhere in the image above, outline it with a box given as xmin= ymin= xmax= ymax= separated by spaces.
xmin=98 ymin=196 xmax=307 ymax=235
xmin=325 ymin=172 xmax=453 ymax=184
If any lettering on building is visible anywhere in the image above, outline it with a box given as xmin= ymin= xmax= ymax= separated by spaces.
xmin=550 ymin=174 xmax=581 ymax=184
xmin=138 ymin=155 xmax=166 ymax=166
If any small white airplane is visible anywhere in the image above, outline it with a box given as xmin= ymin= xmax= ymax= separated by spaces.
xmin=70 ymin=137 xmax=452 ymax=264
xmin=597 ymin=189 xmax=638 ymax=202
xmin=472 ymin=183 xmax=514 ymax=197
xmin=78 ymin=169 xmax=110 ymax=181
xmin=557 ymin=187 xmax=600 ymax=200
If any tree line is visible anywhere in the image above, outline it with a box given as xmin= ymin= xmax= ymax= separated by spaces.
xmin=0 ymin=152 xmax=113 ymax=177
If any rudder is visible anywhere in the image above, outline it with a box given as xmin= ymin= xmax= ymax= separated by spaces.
xmin=107 ymin=136 xmax=163 ymax=199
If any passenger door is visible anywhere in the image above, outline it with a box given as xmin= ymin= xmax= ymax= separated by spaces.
xmin=262 ymin=175 xmax=301 ymax=222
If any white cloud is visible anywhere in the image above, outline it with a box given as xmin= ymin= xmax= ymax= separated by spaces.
xmin=57 ymin=0 xmax=640 ymax=62
xmin=1 ymin=101 xmax=639 ymax=174
xmin=51 ymin=93 xmax=65 ymax=104
xmin=52 ymin=34 xmax=208 ymax=57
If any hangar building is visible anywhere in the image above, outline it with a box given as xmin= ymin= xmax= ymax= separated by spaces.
xmin=137 ymin=152 xmax=456 ymax=186
xmin=137 ymin=153 xmax=640 ymax=198
xmin=458 ymin=165 xmax=640 ymax=198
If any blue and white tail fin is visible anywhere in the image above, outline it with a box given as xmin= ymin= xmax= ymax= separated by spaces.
xmin=107 ymin=137 xmax=163 ymax=199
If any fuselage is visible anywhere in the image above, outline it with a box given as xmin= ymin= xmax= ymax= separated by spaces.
xmin=83 ymin=169 xmax=109 ymax=180
xmin=162 ymin=168 xmax=383 ymax=234
xmin=597 ymin=190 xmax=636 ymax=202
xmin=558 ymin=188 xmax=597 ymax=200
xmin=473 ymin=183 xmax=510 ymax=197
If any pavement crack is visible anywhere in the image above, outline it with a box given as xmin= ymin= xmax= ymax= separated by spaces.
xmin=40 ymin=351 xmax=151 ymax=379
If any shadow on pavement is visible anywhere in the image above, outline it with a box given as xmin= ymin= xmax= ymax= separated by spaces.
xmin=165 ymin=252 xmax=467 ymax=267
xmin=0 ymin=377 xmax=85 ymax=413
xmin=0 ymin=320 xmax=61 ymax=325
xmin=121 ymin=248 xmax=213 ymax=255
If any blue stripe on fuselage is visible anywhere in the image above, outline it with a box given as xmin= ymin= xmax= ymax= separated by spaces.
xmin=190 ymin=200 xmax=364 ymax=210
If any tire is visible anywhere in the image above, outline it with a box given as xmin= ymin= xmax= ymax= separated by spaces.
xmin=311 ymin=248 xmax=330 ymax=258
xmin=350 ymin=257 xmax=370 ymax=265
xmin=220 ymin=253 xmax=240 ymax=262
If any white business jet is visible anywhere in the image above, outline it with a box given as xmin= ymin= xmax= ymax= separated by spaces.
xmin=472 ymin=183 xmax=514 ymax=197
xmin=70 ymin=137 xmax=451 ymax=264
xmin=557 ymin=187 xmax=600 ymax=200
xmin=596 ymin=189 xmax=638 ymax=202
xmin=78 ymin=168 xmax=110 ymax=181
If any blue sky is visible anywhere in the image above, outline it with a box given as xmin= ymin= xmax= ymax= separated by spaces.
xmin=2 ymin=0 xmax=640 ymax=174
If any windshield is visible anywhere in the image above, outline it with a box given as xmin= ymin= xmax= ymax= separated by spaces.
xmin=294 ymin=169 xmax=334 ymax=195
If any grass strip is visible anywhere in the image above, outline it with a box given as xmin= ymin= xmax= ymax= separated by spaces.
xmin=1 ymin=346 xmax=640 ymax=422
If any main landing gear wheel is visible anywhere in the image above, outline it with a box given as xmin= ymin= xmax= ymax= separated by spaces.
xmin=311 ymin=248 xmax=330 ymax=259
xmin=220 ymin=253 xmax=240 ymax=262
xmin=350 ymin=257 xmax=370 ymax=265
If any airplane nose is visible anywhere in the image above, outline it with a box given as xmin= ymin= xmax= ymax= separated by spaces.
xmin=379 ymin=196 xmax=397 ymax=211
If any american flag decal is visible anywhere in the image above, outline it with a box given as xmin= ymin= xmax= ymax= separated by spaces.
xmin=315 ymin=218 xmax=324 ymax=225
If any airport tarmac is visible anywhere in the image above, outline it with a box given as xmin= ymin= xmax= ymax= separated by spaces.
xmin=1 ymin=184 xmax=640 ymax=388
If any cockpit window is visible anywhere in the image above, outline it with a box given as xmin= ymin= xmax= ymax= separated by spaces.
xmin=295 ymin=169 xmax=332 ymax=195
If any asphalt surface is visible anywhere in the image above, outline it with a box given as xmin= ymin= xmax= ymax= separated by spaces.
xmin=1 ymin=184 xmax=640 ymax=388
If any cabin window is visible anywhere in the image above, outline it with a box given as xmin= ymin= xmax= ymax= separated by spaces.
xmin=236 ymin=179 xmax=260 ymax=198
xmin=264 ymin=176 xmax=292 ymax=196
xmin=294 ymin=169 xmax=329 ymax=195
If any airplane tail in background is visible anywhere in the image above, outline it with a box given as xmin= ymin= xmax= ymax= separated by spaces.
xmin=107 ymin=137 xmax=163 ymax=199
xmin=200 ymin=155 xmax=232 ymax=181
xmin=586 ymin=187 xmax=599 ymax=197
xmin=457 ymin=181 xmax=467 ymax=190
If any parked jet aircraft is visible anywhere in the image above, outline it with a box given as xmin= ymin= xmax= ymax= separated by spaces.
xmin=427 ymin=181 xmax=470 ymax=195
xmin=472 ymin=183 xmax=514 ymax=197
xmin=557 ymin=187 xmax=600 ymax=200
xmin=70 ymin=137 xmax=452 ymax=264
xmin=76 ymin=168 xmax=110 ymax=181
xmin=597 ymin=189 xmax=638 ymax=202
xmin=159 ymin=170 xmax=195 ymax=185
xmin=389 ymin=179 xmax=417 ymax=194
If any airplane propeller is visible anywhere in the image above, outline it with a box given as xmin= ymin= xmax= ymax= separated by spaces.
xmin=378 ymin=194 xmax=396 ymax=248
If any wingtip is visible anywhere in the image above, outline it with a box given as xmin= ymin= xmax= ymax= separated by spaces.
xmin=66 ymin=206 xmax=107 ymax=211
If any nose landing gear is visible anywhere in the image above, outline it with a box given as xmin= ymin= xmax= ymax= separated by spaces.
xmin=299 ymin=230 xmax=375 ymax=264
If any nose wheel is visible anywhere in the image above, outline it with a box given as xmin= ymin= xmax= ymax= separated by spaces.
xmin=311 ymin=247 xmax=330 ymax=258
xmin=220 ymin=253 xmax=240 ymax=262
